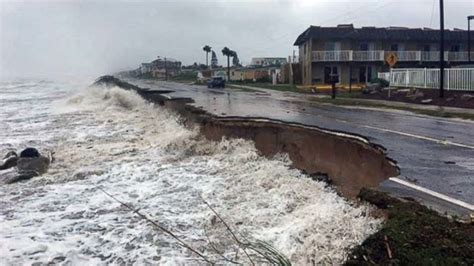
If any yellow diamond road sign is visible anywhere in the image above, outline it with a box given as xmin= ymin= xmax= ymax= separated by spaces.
xmin=386 ymin=53 xmax=398 ymax=67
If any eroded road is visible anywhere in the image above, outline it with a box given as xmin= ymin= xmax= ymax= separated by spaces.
xmin=129 ymin=79 xmax=474 ymax=217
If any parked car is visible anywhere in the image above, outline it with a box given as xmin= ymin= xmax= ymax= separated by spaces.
xmin=207 ymin=77 xmax=225 ymax=88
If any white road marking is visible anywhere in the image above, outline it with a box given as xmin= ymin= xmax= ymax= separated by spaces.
xmin=390 ymin=177 xmax=474 ymax=211
xmin=294 ymin=104 xmax=474 ymax=149
xmin=361 ymin=125 xmax=474 ymax=150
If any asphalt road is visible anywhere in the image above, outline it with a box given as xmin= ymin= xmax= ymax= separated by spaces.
xmin=129 ymin=79 xmax=474 ymax=217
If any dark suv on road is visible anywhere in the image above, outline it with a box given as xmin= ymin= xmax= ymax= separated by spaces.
xmin=207 ymin=77 xmax=225 ymax=88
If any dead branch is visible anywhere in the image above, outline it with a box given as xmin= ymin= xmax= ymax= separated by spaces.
xmin=200 ymin=196 xmax=255 ymax=266
xmin=96 ymin=186 xmax=214 ymax=265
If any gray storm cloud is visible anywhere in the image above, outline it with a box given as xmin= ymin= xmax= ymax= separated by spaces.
xmin=1 ymin=0 xmax=473 ymax=79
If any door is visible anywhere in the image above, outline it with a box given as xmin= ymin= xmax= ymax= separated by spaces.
xmin=324 ymin=66 xmax=339 ymax=84
xmin=359 ymin=66 xmax=373 ymax=83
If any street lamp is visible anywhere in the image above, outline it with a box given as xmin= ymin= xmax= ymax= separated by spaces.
xmin=468 ymin=15 xmax=474 ymax=64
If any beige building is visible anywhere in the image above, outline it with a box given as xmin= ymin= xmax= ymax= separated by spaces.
xmin=294 ymin=24 xmax=473 ymax=86
xmin=230 ymin=69 xmax=245 ymax=81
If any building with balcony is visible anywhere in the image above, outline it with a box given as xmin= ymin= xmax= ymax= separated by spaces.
xmin=294 ymin=24 xmax=473 ymax=86
xmin=250 ymin=57 xmax=287 ymax=67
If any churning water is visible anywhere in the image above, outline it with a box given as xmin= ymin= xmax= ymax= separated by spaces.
xmin=0 ymin=80 xmax=381 ymax=265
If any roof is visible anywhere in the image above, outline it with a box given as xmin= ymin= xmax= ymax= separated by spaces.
xmin=293 ymin=25 xmax=469 ymax=45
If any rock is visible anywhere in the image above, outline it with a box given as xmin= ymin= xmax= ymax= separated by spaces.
xmin=446 ymin=97 xmax=455 ymax=102
xmin=367 ymin=83 xmax=382 ymax=91
xmin=16 ymin=156 xmax=50 ymax=177
xmin=0 ymin=169 xmax=20 ymax=184
xmin=460 ymin=94 xmax=474 ymax=101
xmin=307 ymin=172 xmax=332 ymax=184
xmin=1 ymin=148 xmax=52 ymax=184
xmin=0 ymin=151 xmax=18 ymax=170
xmin=406 ymin=89 xmax=424 ymax=100
xmin=397 ymin=89 xmax=410 ymax=93
xmin=363 ymin=83 xmax=381 ymax=95
xmin=20 ymin=147 xmax=40 ymax=158
xmin=421 ymin=99 xmax=433 ymax=104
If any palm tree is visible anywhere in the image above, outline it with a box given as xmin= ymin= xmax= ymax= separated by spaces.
xmin=202 ymin=45 xmax=212 ymax=68
xmin=222 ymin=47 xmax=232 ymax=80
xmin=231 ymin=51 xmax=240 ymax=67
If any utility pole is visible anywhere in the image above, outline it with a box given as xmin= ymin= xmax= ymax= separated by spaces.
xmin=469 ymin=16 xmax=474 ymax=64
xmin=439 ymin=0 xmax=445 ymax=98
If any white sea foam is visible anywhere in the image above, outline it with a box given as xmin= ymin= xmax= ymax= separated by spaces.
xmin=0 ymin=81 xmax=381 ymax=265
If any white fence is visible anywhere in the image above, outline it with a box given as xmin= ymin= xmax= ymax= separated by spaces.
xmin=378 ymin=68 xmax=474 ymax=91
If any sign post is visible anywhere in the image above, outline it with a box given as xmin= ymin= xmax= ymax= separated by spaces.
xmin=385 ymin=52 xmax=398 ymax=98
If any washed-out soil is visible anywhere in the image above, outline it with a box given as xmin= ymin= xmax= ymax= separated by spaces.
xmin=357 ymin=88 xmax=474 ymax=109
xmin=345 ymin=188 xmax=474 ymax=265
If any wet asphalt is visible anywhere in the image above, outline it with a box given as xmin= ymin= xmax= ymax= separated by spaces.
xmin=129 ymin=79 xmax=474 ymax=216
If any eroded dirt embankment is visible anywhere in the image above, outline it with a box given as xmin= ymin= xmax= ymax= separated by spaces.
xmin=178 ymin=108 xmax=398 ymax=198
xmin=95 ymin=76 xmax=399 ymax=198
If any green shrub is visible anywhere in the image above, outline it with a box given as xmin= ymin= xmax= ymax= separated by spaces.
xmin=371 ymin=77 xmax=389 ymax=87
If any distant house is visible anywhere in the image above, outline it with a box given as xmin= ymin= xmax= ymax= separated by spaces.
xmin=213 ymin=70 xmax=227 ymax=79
xmin=243 ymin=68 xmax=269 ymax=81
xmin=230 ymin=69 xmax=245 ymax=81
xmin=250 ymin=57 xmax=287 ymax=67
xmin=150 ymin=57 xmax=182 ymax=78
xmin=294 ymin=24 xmax=472 ymax=85
xmin=136 ymin=57 xmax=182 ymax=79
xmin=140 ymin=63 xmax=153 ymax=74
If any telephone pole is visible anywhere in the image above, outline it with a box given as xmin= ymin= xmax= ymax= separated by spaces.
xmin=439 ymin=0 xmax=445 ymax=98
xmin=469 ymin=16 xmax=474 ymax=63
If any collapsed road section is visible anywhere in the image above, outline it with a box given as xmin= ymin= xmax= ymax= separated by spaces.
xmin=94 ymin=76 xmax=399 ymax=198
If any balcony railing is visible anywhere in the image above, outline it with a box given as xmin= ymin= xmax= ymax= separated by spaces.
xmin=312 ymin=50 xmax=353 ymax=61
xmin=353 ymin=51 xmax=385 ymax=61
xmin=312 ymin=50 xmax=474 ymax=62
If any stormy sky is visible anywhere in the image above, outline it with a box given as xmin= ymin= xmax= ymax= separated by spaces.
xmin=1 ymin=0 xmax=473 ymax=79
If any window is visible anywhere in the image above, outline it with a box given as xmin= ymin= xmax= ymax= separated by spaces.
xmin=390 ymin=44 xmax=399 ymax=51
xmin=324 ymin=42 xmax=340 ymax=51
xmin=360 ymin=43 xmax=369 ymax=51
xmin=450 ymin=44 xmax=460 ymax=52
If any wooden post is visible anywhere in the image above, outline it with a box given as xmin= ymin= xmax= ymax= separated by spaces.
xmin=388 ymin=68 xmax=392 ymax=98
xmin=349 ymin=63 xmax=353 ymax=93
xmin=331 ymin=74 xmax=337 ymax=99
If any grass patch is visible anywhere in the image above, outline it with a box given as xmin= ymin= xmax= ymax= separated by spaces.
xmin=345 ymin=188 xmax=474 ymax=265
xmin=309 ymin=96 xmax=474 ymax=120
xmin=169 ymin=71 xmax=198 ymax=83
xmin=229 ymin=82 xmax=299 ymax=92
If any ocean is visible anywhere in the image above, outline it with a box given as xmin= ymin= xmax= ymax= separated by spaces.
xmin=0 ymin=79 xmax=380 ymax=265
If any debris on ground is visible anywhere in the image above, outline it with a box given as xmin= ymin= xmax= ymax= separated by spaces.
xmin=345 ymin=188 xmax=474 ymax=265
